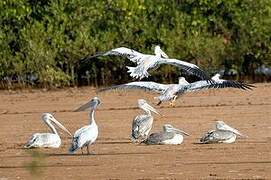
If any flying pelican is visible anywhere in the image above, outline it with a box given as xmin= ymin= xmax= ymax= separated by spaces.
xmin=200 ymin=121 xmax=244 ymax=144
xmin=98 ymin=74 xmax=255 ymax=106
xmin=24 ymin=113 xmax=72 ymax=148
xmin=69 ymin=97 xmax=100 ymax=154
xmin=81 ymin=46 xmax=210 ymax=80
xmin=131 ymin=99 xmax=160 ymax=143
xmin=144 ymin=124 xmax=189 ymax=145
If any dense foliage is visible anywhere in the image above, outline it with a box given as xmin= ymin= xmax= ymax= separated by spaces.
xmin=1 ymin=0 xmax=271 ymax=88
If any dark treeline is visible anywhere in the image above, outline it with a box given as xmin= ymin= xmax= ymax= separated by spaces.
xmin=1 ymin=0 xmax=271 ymax=89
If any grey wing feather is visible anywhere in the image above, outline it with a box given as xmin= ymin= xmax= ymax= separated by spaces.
xmin=69 ymin=126 xmax=90 ymax=153
xmin=159 ymin=58 xmax=211 ymax=80
xmin=212 ymin=80 xmax=255 ymax=90
xmin=80 ymin=47 xmax=143 ymax=63
xmin=144 ymin=133 xmax=164 ymax=144
xmin=145 ymin=132 xmax=174 ymax=145
xmin=98 ymin=81 xmax=169 ymax=93
xmin=131 ymin=115 xmax=153 ymax=139
xmin=183 ymin=80 xmax=254 ymax=93
xmin=24 ymin=135 xmax=38 ymax=148
xmin=69 ymin=136 xmax=80 ymax=153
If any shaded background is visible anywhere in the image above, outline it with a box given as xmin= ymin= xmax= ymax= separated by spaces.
xmin=1 ymin=0 xmax=271 ymax=89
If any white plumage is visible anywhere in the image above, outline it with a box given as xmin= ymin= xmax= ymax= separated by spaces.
xmin=200 ymin=121 xmax=244 ymax=144
xmin=144 ymin=124 xmax=189 ymax=145
xmin=69 ymin=97 xmax=100 ymax=154
xmin=82 ymin=46 xmax=210 ymax=80
xmin=131 ymin=99 xmax=160 ymax=143
xmin=99 ymin=74 xmax=254 ymax=106
xmin=24 ymin=113 xmax=72 ymax=148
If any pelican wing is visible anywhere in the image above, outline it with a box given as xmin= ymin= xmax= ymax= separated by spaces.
xmin=144 ymin=132 xmax=174 ymax=145
xmin=24 ymin=133 xmax=60 ymax=148
xmin=69 ymin=125 xmax=97 ymax=153
xmin=200 ymin=130 xmax=235 ymax=144
xmin=158 ymin=58 xmax=210 ymax=80
xmin=208 ymin=79 xmax=255 ymax=90
xmin=98 ymin=81 xmax=169 ymax=94
xmin=81 ymin=47 xmax=145 ymax=64
xmin=182 ymin=79 xmax=254 ymax=94
xmin=131 ymin=115 xmax=153 ymax=140
xmin=73 ymin=125 xmax=90 ymax=138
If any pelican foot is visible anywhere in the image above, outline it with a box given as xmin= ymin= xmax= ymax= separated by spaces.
xmin=87 ymin=152 xmax=96 ymax=155
xmin=156 ymin=101 xmax=162 ymax=106
xmin=169 ymin=102 xmax=175 ymax=107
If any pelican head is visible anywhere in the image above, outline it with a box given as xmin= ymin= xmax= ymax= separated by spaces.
xmin=138 ymin=99 xmax=160 ymax=115
xmin=89 ymin=97 xmax=101 ymax=109
xmin=163 ymin=124 xmax=190 ymax=136
xmin=211 ymin=73 xmax=221 ymax=81
xmin=154 ymin=45 xmax=168 ymax=58
xmin=216 ymin=120 xmax=243 ymax=137
xmin=74 ymin=97 xmax=101 ymax=112
xmin=178 ymin=77 xmax=189 ymax=85
xmin=42 ymin=113 xmax=72 ymax=136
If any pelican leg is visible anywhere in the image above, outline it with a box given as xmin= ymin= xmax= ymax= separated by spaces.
xmin=170 ymin=96 xmax=177 ymax=107
xmin=81 ymin=147 xmax=84 ymax=155
xmin=87 ymin=145 xmax=90 ymax=154
xmin=157 ymin=100 xmax=162 ymax=106
xmin=143 ymin=134 xmax=148 ymax=141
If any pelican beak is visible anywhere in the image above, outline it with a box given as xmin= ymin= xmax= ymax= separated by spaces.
xmin=173 ymin=128 xmax=190 ymax=136
xmin=229 ymin=127 xmax=245 ymax=137
xmin=50 ymin=117 xmax=72 ymax=137
xmin=74 ymin=98 xmax=100 ymax=112
xmin=218 ymin=123 xmax=244 ymax=137
xmin=73 ymin=101 xmax=91 ymax=112
xmin=161 ymin=51 xmax=169 ymax=59
xmin=144 ymin=102 xmax=161 ymax=116
xmin=159 ymin=48 xmax=169 ymax=58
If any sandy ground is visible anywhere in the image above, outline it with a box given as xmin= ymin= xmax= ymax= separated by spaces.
xmin=0 ymin=83 xmax=270 ymax=179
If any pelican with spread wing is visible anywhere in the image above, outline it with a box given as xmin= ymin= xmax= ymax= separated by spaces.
xmin=82 ymin=46 xmax=210 ymax=80
xmin=131 ymin=99 xmax=160 ymax=143
xmin=144 ymin=124 xmax=189 ymax=145
xmin=98 ymin=74 xmax=255 ymax=106
xmin=24 ymin=113 xmax=72 ymax=148
xmin=69 ymin=97 xmax=100 ymax=154
xmin=200 ymin=121 xmax=244 ymax=144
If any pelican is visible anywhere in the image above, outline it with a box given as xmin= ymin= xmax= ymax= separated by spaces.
xmin=131 ymin=99 xmax=160 ymax=143
xmin=81 ymin=46 xmax=210 ymax=80
xmin=69 ymin=97 xmax=100 ymax=154
xmin=144 ymin=124 xmax=189 ymax=145
xmin=24 ymin=113 xmax=72 ymax=148
xmin=200 ymin=121 xmax=244 ymax=144
xmin=98 ymin=74 xmax=255 ymax=106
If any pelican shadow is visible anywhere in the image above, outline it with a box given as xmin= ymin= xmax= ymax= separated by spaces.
xmin=49 ymin=151 xmax=154 ymax=157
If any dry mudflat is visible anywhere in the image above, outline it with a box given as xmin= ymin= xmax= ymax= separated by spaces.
xmin=0 ymin=83 xmax=270 ymax=179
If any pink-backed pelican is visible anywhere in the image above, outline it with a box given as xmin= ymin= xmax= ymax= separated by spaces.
xmin=24 ymin=113 xmax=72 ymax=148
xmin=131 ymin=99 xmax=160 ymax=143
xmin=98 ymin=74 xmax=254 ymax=106
xmin=81 ymin=46 xmax=210 ymax=80
xmin=200 ymin=121 xmax=244 ymax=144
xmin=69 ymin=97 xmax=100 ymax=154
xmin=144 ymin=124 xmax=189 ymax=145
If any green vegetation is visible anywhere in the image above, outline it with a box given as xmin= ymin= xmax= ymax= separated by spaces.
xmin=25 ymin=150 xmax=47 ymax=178
xmin=1 ymin=0 xmax=271 ymax=88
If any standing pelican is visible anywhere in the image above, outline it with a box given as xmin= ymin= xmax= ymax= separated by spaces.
xmin=200 ymin=121 xmax=244 ymax=144
xmin=81 ymin=46 xmax=210 ymax=80
xmin=69 ymin=97 xmax=101 ymax=154
xmin=131 ymin=99 xmax=160 ymax=143
xmin=98 ymin=74 xmax=254 ymax=106
xmin=144 ymin=124 xmax=189 ymax=145
xmin=24 ymin=113 xmax=72 ymax=148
